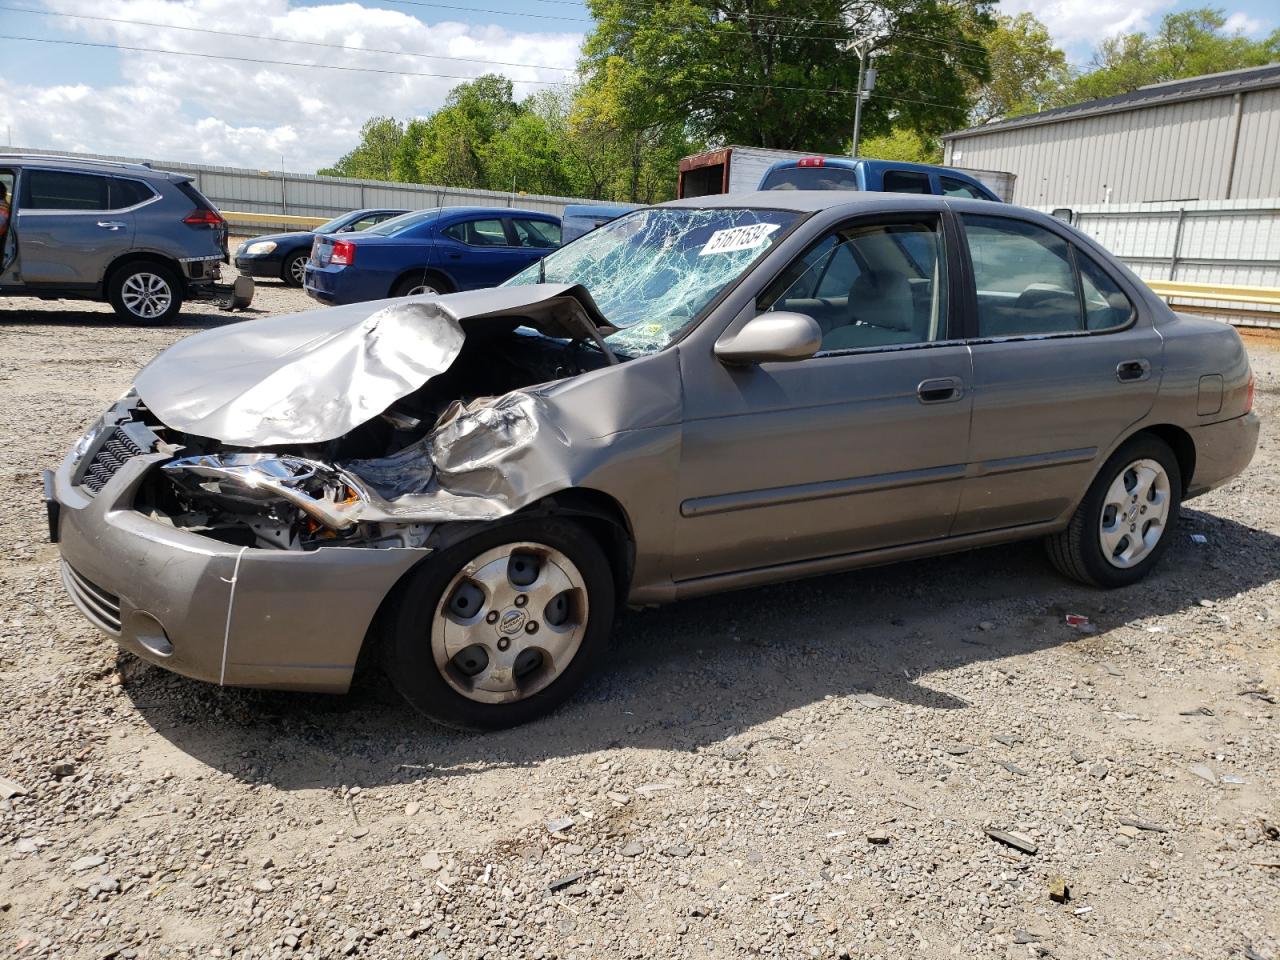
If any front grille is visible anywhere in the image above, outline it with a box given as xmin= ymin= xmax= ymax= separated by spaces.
xmin=81 ymin=424 xmax=147 ymax=493
xmin=61 ymin=562 xmax=122 ymax=635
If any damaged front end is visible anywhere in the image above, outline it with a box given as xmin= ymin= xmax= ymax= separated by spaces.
xmin=120 ymin=285 xmax=619 ymax=552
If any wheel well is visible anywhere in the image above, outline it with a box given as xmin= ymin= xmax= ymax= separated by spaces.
xmin=104 ymin=253 xmax=183 ymax=293
xmin=1136 ymin=424 xmax=1196 ymax=490
xmin=530 ymin=488 xmax=635 ymax=602
xmin=390 ymin=267 xmax=452 ymax=296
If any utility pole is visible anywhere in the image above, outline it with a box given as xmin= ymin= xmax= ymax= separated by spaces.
xmin=849 ymin=38 xmax=877 ymax=158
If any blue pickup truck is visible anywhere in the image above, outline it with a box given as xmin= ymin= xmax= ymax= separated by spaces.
xmin=677 ymin=146 xmax=1012 ymax=201
xmin=757 ymin=157 xmax=1001 ymax=200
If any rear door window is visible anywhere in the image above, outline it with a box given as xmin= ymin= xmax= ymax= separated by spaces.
xmin=882 ymin=170 xmax=931 ymax=195
xmin=21 ymin=170 xmax=111 ymax=210
xmin=962 ymin=214 xmax=1083 ymax=337
xmin=1076 ymin=250 xmax=1134 ymax=330
xmin=445 ymin=218 xmax=510 ymax=246
xmin=510 ymin=218 xmax=561 ymax=248
xmin=940 ymin=176 xmax=984 ymax=199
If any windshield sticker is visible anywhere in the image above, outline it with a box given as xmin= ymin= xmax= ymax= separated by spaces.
xmin=699 ymin=223 xmax=782 ymax=256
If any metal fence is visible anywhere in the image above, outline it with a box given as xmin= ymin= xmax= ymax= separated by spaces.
xmin=1035 ymin=198 xmax=1280 ymax=318
xmin=9 ymin=147 xmax=620 ymax=223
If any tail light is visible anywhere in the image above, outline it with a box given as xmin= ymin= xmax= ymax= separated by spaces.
xmin=330 ymin=240 xmax=355 ymax=266
xmin=797 ymin=157 xmax=825 ymax=167
xmin=1245 ymin=370 xmax=1255 ymax=414
xmin=183 ymin=208 xmax=224 ymax=226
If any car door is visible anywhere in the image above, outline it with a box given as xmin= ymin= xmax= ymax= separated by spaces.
xmin=14 ymin=168 xmax=135 ymax=287
xmin=951 ymin=211 xmax=1161 ymax=534
xmin=437 ymin=216 xmax=524 ymax=290
xmin=508 ymin=216 xmax=561 ymax=272
xmin=0 ymin=166 xmax=16 ymax=284
xmin=673 ymin=212 xmax=974 ymax=581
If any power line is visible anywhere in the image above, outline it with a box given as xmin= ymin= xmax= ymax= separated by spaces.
xmin=0 ymin=33 xmax=861 ymax=95
xmin=0 ymin=4 xmax=578 ymax=73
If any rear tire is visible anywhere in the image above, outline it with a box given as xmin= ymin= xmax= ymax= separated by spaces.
xmin=1046 ymin=434 xmax=1182 ymax=588
xmin=282 ymin=250 xmax=309 ymax=287
xmin=380 ymin=518 xmax=615 ymax=730
xmin=391 ymin=271 xmax=451 ymax=298
xmin=108 ymin=261 xmax=184 ymax=324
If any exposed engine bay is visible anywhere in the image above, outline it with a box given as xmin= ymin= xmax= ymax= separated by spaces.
xmin=85 ymin=287 xmax=620 ymax=552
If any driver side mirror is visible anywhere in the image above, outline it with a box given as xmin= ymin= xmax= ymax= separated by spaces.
xmin=714 ymin=312 xmax=822 ymax=365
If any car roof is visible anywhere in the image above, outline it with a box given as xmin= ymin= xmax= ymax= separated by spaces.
xmin=660 ymin=190 xmax=949 ymax=213
xmin=433 ymin=205 xmax=558 ymax=220
xmin=0 ymin=153 xmax=181 ymax=180
xmin=658 ymin=190 xmax=1050 ymax=223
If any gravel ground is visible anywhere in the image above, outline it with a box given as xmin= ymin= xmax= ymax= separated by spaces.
xmin=1 ymin=273 xmax=1278 ymax=960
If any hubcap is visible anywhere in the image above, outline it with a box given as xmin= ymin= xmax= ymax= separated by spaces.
xmin=1099 ymin=458 xmax=1171 ymax=568
xmin=289 ymin=256 xmax=308 ymax=284
xmin=405 ymin=283 xmax=439 ymax=297
xmin=121 ymin=272 xmax=172 ymax=319
xmin=432 ymin=542 xmax=588 ymax=704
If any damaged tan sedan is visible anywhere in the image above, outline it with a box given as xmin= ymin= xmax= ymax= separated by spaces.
xmin=46 ymin=193 xmax=1258 ymax=728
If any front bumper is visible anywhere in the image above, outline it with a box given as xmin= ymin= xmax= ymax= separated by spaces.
xmin=48 ymin=449 xmax=429 ymax=693
xmin=1185 ymin=410 xmax=1261 ymax=499
xmin=234 ymin=255 xmax=284 ymax=279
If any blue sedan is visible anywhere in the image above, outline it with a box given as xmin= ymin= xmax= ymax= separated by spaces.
xmin=234 ymin=208 xmax=408 ymax=287
xmin=304 ymin=206 xmax=562 ymax=305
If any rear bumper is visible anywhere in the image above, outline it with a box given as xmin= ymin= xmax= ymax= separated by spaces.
xmin=1185 ymin=410 xmax=1260 ymax=499
xmin=304 ymin=263 xmax=392 ymax=305
xmin=49 ymin=450 xmax=428 ymax=693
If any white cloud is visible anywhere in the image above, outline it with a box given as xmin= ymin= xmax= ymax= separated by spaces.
xmin=997 ymin=0 xmax=1177 ymax=48
xmin=0 ymin=0 xmax=583 ymax=171
xmin=1223 ymin=11 xmax=1269 ymax=36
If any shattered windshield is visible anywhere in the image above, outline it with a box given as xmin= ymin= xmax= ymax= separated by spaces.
xmin=505 ymin=207 xmax=800 ymax=355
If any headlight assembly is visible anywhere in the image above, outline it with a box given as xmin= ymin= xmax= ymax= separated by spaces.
xmin=162 ymin=454 xmax=366 ymax=531
xmin=243 ymin=240 xmax=278 ymax=256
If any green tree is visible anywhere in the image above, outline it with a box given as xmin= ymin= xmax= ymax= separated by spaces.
xmin=1069 ymin=8 xmax=1280 ymax=102
xmin=969 ymin=13 xmax=1069 ymax=124
xmin=857 ymin=127 xmax=942 ymax=163
xmin=580 ymin=0 xmax=993 ymax=152
xmin=317 ymin=116 xmax=405 ymax=180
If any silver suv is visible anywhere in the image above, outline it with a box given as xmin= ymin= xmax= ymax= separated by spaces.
xmin=0 ymin=154 xmax=249 ymax=323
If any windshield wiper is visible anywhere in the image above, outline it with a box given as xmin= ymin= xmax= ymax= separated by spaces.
xmin=538 ymin=256 xmax=546 ymax=284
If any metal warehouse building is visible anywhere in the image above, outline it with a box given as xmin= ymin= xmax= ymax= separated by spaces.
xmin=943 ymin=64 xmax=1280 ymax=207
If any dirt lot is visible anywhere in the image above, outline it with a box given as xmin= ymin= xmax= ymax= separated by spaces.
xmin=0 ymin=275 xmax=1277 ymax=960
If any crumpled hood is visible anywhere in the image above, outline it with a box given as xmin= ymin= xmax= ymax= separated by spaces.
xmin=134 ymin=284 xmax=612 ymax=447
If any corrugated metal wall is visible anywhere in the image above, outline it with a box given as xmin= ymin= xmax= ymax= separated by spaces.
xmin=9 ymin=147 xmax=619 ymax=218
xmin=944 ymin=87 xmax=1279 ymax=206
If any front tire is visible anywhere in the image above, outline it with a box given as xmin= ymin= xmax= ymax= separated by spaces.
xmin=282 ymin=250 xmax=309 ymax=287
xmin=380 ymin=518 xmax=615 ymax=730
xmin=108 ymin=262 xmax=184 ymax=323
xmin=1046 ymin=434 xmax=1182 ymax=587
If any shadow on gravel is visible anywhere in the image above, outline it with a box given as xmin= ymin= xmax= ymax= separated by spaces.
xmin=121 ymin=506 xmax=1280 ymax=791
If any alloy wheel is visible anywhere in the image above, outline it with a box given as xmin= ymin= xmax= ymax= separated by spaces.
xmin=431 ymin=542 xmax=588 ymax=704
xmin=289 ymin=255 xmax=308 ymax=285
xmin=1099 ymin=457 xmax=1171 ymax=568
xmin=120 ymin=272 xmax=173 ymax=319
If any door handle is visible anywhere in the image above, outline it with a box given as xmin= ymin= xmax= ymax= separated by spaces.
xmin=96 ymin=221 xmax=127 ymax=230
xmin=1116 ymin=359 xmax=1151 ymax=382
xmin=917 ymin=377 xmax=964 ymax=404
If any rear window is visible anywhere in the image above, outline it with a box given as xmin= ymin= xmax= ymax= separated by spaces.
xmin=760 ymin=165 xmax=861 ymax=191
xmin=175 ymin=179 xmax=218 ymax=210
xmin=882 ymin=170 xmax=931 ymax=194
xmin=365 ymin=209 xmax=441 ymax=237
xmin=940 ymin=176 xmax=985 ymax=199
xmin=21 ymin=170 xmax=110 ymax=210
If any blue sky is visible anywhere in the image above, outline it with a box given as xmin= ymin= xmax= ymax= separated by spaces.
xmin=1 ymin=0 xmax=1275 ymax=169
